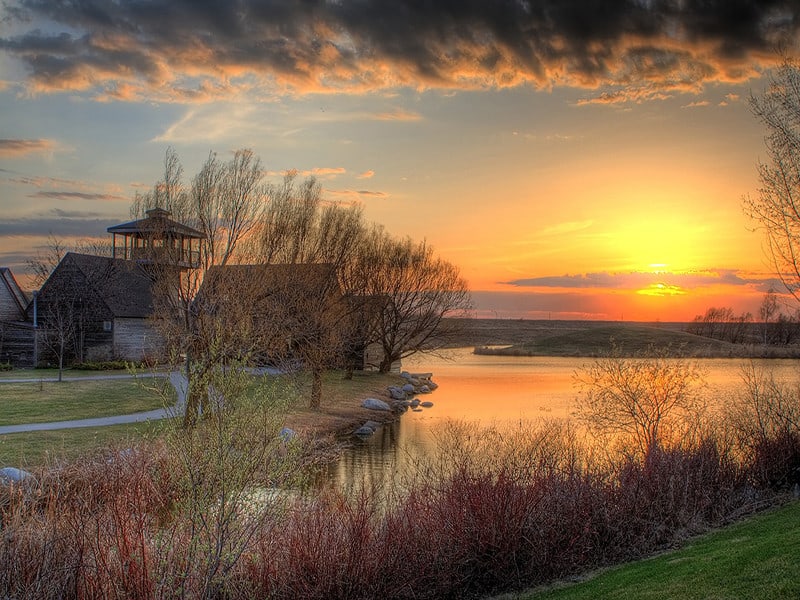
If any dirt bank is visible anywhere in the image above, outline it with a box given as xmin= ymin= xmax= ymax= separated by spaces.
xmin=282 ymin=371 xmax=406 ymax=441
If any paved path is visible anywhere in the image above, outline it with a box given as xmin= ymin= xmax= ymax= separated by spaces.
xmin=0 ymin=372 xmax=188 ymax=435
xmin=0 ymin=367 xmax=282 ymax=435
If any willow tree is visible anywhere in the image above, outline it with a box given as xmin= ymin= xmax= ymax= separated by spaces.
xmin=253 ymin=172 xmax=367 ymax=408
xmin=132 ymin=147 xmax=269 ymax=426
xmin=745 ymin=59 xmax=800 ymax=301
xmin=348 ymin=226 xmax=473 ymax=373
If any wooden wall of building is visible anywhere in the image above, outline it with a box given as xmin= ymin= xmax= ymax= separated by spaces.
xmin=113 ymin=318 xmax=164 ymax=362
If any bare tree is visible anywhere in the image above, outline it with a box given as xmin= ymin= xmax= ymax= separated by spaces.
xmin=35 ymin=254 xmax=118 ymax=380
xmin=760 ymin=287 xmax=779 ymax=344
xmin=745 ymin=58 xmax=800 ymax=302
xmin=133 ymin=147 xmax=266 ymax=270
xmin=349 ymin=226 xmax=473 ymax=372
xmin=575 ymin=347 xmax=707 ymax=459
xmin=26 ymin=235 xmax=111 ymax=289
xmin=252 ymin=175 xmax=368 ymax=407
xmin=133 ymin=147 xmax=269 ymax=424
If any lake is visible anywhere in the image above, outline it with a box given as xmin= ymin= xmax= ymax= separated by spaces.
xmin=328 ymin=348 xmax=800 ymax=489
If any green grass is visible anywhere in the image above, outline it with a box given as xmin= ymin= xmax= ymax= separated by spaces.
xmin=0 ymin=367 xmax=166 ymax=380
xmin=0 ymin=377 xmax=174 ymax=425
xmin=516 ymin=501 xmax=800 ymax=600
xmin=0 ymin=420 xmax=171 ymax=468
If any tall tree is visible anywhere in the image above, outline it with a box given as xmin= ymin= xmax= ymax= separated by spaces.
xmin=350 ymin=226 xmax=473 ymax=372
xmin=253 ymin=173 xmax=367 ymax=407
xmin=745 ymin=59 xmax=800 ymax=301
xmin=133 ymin=147 xmax=268 ymax=425
xmin=760 ymin=287 xmax=779 ymax=345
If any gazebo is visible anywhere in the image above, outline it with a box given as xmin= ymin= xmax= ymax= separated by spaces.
xmin=107 ymin=207 xmax=206 ymax=270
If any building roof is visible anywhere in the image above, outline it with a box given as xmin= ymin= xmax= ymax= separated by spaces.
xmin=44 ymin=253 xmax=157 ymax=319
xmin=196 ymin=263 xmax=340 ymax=310
xmin=0 ymin=267 xmax=29 ymax=318
xmin=107 ymin=207 xmax=206 ymax=239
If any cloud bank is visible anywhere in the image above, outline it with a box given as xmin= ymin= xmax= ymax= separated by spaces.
xmin=504 ymin=269 xmax=780 ymax=292
xmin=2 ymin=1 xmax=798 ymax=102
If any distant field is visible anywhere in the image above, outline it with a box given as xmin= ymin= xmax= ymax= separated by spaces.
xmin=447 ymin=319 xmax=800 ymax=358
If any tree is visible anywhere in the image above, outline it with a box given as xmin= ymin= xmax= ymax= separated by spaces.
xmin=348 ymin=226 xmax=473 ymax=372
xmin=35 ymin=254 xmax=117 ymax=380
xmin=26 ymin=234 xmax=111 ymax=289
xmin=133 ymin=148 xmax=271 ymax=425
xmin=253 ymin=173 xmax=368 ymax=407
xmin=745 ymin=59 xmax=800 ymax=302
xmin=574 ymin=346 xmax=706 ymax=459
xmin=760 ymin=287 xmax=779 ymax=344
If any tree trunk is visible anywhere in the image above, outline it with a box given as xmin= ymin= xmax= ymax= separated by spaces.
xmin=379 ymin=353 xmax=395 ymax=374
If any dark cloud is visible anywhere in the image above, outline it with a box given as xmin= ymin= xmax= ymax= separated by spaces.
xmin=0 ymin=138 xmax=55 ymax=157
xmin=2 ymin=1 xmax=798 ymax=100
xmin=0 ymin=216 xmax=118 ymax=237
xmin=29 ymin=190 xmax=128 ymax=201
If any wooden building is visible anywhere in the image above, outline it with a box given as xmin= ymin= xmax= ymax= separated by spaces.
xmin=0 ymin=268 xmax=34 ymax=365
xmin=34 ymin=253 xmax=163 ymax=363
xmin=31 ymin=208 xmax=206 ymax=366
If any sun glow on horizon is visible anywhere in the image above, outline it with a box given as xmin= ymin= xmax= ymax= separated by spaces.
xmin=636 ymin=282 xmax=687 ymax=297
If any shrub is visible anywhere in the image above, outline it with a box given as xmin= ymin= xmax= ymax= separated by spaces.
xmin=71 ymin=360 xmax=131 ymax=371
xmin=729 ymin=363 xmax=800 ymax=490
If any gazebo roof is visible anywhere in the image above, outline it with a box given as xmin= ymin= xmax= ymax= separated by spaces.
xmin=107 ymin=207 xmax=206 ymax=239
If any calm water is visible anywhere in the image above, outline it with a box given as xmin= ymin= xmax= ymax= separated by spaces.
xmin=329 ymin=348 xmax=800 ymax=489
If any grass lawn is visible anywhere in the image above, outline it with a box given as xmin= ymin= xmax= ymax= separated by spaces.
xmin=0 ymin=367 xmax=147 ymax=380
xmin=0 ymin=377 xmax=174 ymax=425
xmin=0 ymin=420 xmax=170 ymax=468
xmin=516 ymin=501 xmax=800 ymax=600
xmin=0 ymin=369 xmax=401 ymax=469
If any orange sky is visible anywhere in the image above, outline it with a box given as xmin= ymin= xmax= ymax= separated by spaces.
xmin=1 ymin=1 xmax=798 ymax=321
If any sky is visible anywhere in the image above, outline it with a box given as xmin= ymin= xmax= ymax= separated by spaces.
xmin=1 ymin=0 xmax=800 ymax=322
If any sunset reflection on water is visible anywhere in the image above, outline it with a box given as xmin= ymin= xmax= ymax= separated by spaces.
xmin=328 ymin=349 xmax=800 ymax=491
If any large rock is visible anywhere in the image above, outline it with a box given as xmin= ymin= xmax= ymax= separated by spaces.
xmin=388 ymin=386 xmax=407 ymax=400
xmin=0 ymin=467 xmax=33 ymax=485
xmin=279 ymin=427 xmax=297 ymax=442
xmin=362 ymin=398 xmax=392 ymax=411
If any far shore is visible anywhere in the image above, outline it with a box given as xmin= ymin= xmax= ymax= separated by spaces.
xmin=443 ymin=318 xmax=800 ymax=359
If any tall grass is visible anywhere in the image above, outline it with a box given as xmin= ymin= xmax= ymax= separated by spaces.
xmin=0 ymin=365 xmax=798 ymax=599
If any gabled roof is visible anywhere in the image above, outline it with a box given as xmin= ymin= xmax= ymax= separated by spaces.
xmin=196 ymin=263 xmax=340 ymax=310
xmin=107 ymin=207 xmax=205 ymax=239
xmin=0 ymin=267 xmax=29 ymax=318
xmin=42 ymin=253 xmax=156 ymax=319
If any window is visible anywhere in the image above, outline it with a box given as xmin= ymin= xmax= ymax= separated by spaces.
xmin=103 ymin=321 xmax=113 ymax=332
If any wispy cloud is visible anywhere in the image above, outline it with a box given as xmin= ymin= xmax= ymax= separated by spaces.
xmin=356 ymin=170 xmax=375 ymax=179
xmin=373 ymin=109 xmax=422 ymax=121
xmin=682 ymin=100 xmax=710 ymax=108
xmin=503 ymin=269 xmax=778 ymax=292
xmin=28 ymin=190 xmax=128 ymax=202
xmin=0 ymin=138 xmax=56 ymax=157
xmin=2 ymin=2 xmax=795 ymax=102
xmin=299 ymin=167 xmax=346 ymax=178
xmin=0 ymin=214 xmax=119 ymax=236
xmin=327 ymin=188 xmax=390 ymax=200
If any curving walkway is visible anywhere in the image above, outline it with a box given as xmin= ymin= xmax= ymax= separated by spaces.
xmin=0 ymin=372 xmax=188 ymax=435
